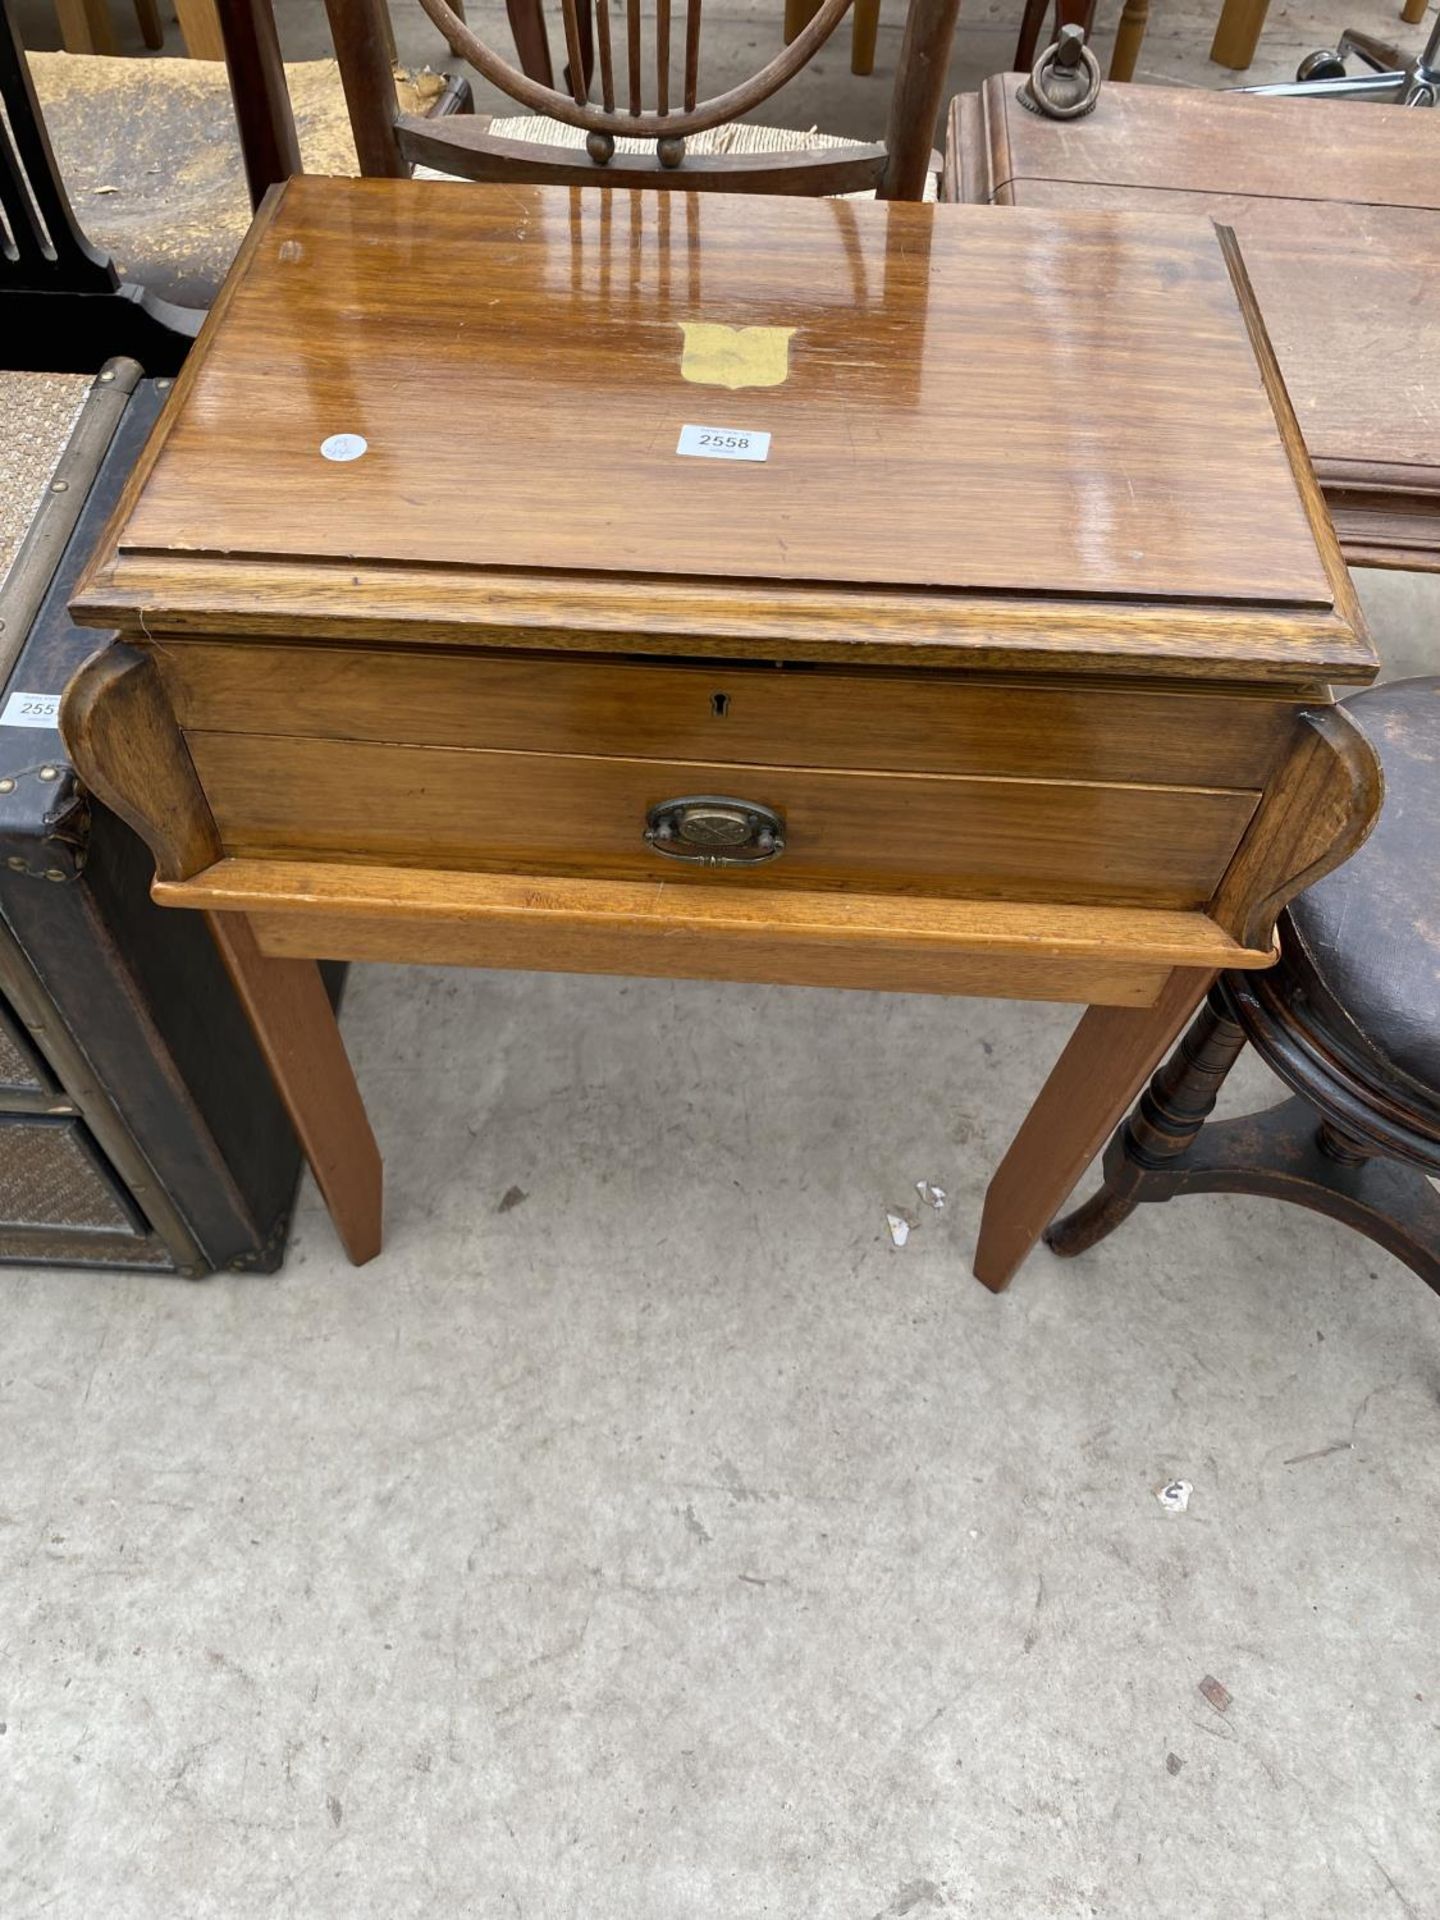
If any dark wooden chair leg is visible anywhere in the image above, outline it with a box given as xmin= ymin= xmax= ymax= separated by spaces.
xmin=217 ymin=0 xmax=302 ymax=212
xmin=973 ymin=967 xmax=1216 ymax=1292
xmin=505 ymin=0 xmax=555 ymax=85
xmin=1013 ymin=0 xmax=1052 ymax=71
xmin=1046 ymin=981 xmax=1249 ymax=1256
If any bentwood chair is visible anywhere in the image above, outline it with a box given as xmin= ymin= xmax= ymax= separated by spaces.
xmin=319 ymin=0 xmax=963 ymax=200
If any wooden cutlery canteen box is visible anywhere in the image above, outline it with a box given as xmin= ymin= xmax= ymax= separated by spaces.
xmin=65 ymin=179 xmax=1376 ymax=1012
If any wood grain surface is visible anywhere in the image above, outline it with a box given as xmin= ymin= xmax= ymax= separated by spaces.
xmin=183 ymin=730 xmax=1260 ymax=907
xmin=948 ymin=80 xmax=1440 ymax=569
xmin=77 ymin=177 xmax=1344 ymax=623
xmin=152 ymin=641 xmax=1298 ymax=790
xmin=150 ymin=858 xmax=1276 ymax=1004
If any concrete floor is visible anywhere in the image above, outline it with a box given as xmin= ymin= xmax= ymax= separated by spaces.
xmin=7 ymin=0 xmax=1440 ymax=1913
xmin=1 ymin=572 xmax=1436 ymax=1917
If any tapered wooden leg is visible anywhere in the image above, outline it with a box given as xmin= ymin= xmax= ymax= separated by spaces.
xmin=785 ymin=0 xmax=824 ymax=43
xmin=1046 ymin=982 xmax=1249 ymax=1256
xmin=175 ymin=0 xmax=227 ymax=59
xmin=1014 ymin=0 xmax=1052 ymax=70
xmin=133 ymin=0 xmax=165 ymax=49
xmin=973 ymin=968 xmax=1215 ymax=1292
xmin=851 ymin=0 xmax=881 ymax=74
xmin=1402 ymin=0 xmax=1426 ymax=24
xmin=54 ymin=0 xmax=117 ymax=55
xmin=1109 ymin=0 xmax=1149 ymax=79
xmin=207 ymin=912 xmax=383 ymax=1266
xmin=1210 ymin=0 xmax=1269 ymax=70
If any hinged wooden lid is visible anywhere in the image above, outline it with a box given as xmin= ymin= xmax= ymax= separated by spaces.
xmin=74 ymin=178 xmax=1372 ymax=683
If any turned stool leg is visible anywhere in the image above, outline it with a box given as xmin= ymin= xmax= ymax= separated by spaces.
xmin=1046 ymin=982 xmax=1249 ymax=1257
xmin=1014 ymin=0 xmax=1053 ymax=71
xmin=1109 ymin=0 xmax=1150 ymax=79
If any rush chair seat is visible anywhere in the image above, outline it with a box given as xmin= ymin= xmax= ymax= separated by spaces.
xmin=1046 ymin=677 xmax=1440 ymax=1297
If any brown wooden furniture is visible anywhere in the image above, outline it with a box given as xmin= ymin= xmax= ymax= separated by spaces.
xmin=319 ymin=0 xmax=959 ymax=198
xmin=945 ymin=77 xmax=1440 ymax=572
xmin=1048 ymin=678 xmax=1440 ymax=1297
xmin=51 ymin=0 xmax=162 ymax=56
xmin=782 ymin=0 xmax=888 ymax=79
xmin=1213 ymin=0 xmax=1429 ymax=74
xmin=61 ymin=179 xmax=1381 ymax=1286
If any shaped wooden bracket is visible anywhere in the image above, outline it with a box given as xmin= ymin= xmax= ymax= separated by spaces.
xmin=61 ymin=643 xmax=383 ymax=1266
xmin=1208 ymin=704 xmax=1385 ymax=956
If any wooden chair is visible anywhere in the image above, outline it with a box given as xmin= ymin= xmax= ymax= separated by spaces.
xmin=320 ymin=0 xmax=962 ymax=200
xmin=1046 ymin=678 xmax=1440 ymax=1298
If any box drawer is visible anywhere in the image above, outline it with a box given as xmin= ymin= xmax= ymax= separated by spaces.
xmin=155 ymin=641 xmax=1296 ymax=791
xmin=186 ymin=732 xmax=1259 ymax=909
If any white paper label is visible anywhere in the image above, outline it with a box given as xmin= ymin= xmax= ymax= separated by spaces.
xmin=320 ymin=433 xmax=368 ymax=462
xmin=1 ymin=691 xmax=60 ymax=728
xmin=676 ymin=423 xmax=770 ymax=463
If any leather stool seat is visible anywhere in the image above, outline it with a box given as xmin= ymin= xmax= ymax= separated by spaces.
xmin=1281 ymin=678 xmax=1440 ymax=1118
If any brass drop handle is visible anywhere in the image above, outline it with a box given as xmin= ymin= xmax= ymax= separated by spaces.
xmin=1018 ymin=23 xmax=1102 ymax=119
xmin=644 ymin=796 xmax=786 ymax=866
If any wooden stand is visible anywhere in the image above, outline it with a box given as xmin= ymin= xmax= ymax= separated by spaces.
xmin=60 ymin=183 xmax=1381 ymax=1280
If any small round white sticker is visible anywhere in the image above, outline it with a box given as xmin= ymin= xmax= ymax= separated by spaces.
xmin=320 ymin=433 xmax=367 ymax=462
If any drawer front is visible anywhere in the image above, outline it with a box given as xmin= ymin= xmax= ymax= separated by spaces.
xmin=188 ymin=732 xmax=1259 ymax=909
xmin=156 ymin=641 xmax=1296 ymax=791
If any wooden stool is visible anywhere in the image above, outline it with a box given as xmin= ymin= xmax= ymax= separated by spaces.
xmin=1048 ymin=678 xmax=1440 ymax=1295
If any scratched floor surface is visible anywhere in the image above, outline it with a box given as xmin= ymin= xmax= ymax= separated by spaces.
xmin=1 ymin=571 xmax=1438 ymax=1918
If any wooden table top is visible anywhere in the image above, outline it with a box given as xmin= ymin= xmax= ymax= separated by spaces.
xmin=946 ymin=80 xmax=1440 ymax=572
xmin=75 ymin=176 xmax=1368 ymax=685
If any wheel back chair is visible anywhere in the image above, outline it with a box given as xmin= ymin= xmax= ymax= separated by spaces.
xmin=1048 ymin=678 xmax=1440 ymax=1300
xmin=318 ymin=0 xmax=963 ymax=200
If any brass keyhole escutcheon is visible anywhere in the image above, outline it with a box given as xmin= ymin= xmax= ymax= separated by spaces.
xmin=644 ymin=796 xmax=785 ymax=867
